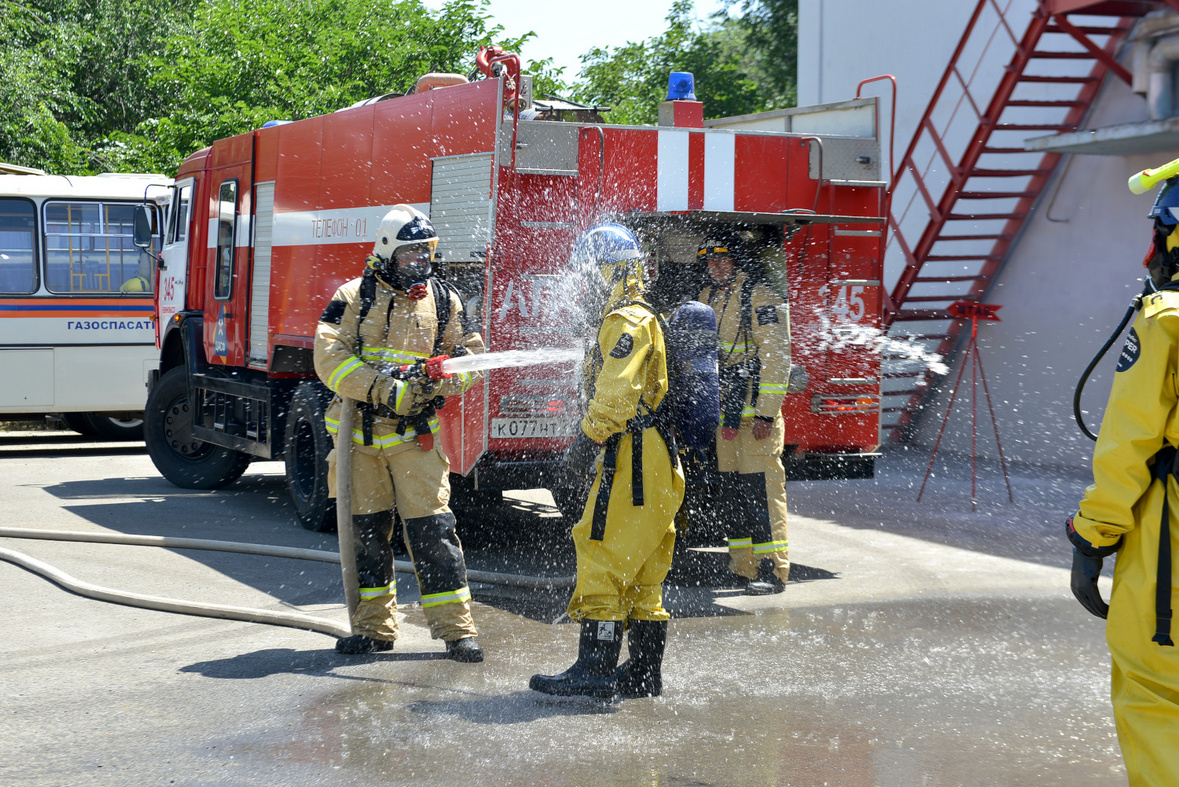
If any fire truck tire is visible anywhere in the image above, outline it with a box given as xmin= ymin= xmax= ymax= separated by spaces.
xmin=283 ymin=382 xmax=336 ymax=533
xmin=144 ymin=366 xmax=251 ymax=490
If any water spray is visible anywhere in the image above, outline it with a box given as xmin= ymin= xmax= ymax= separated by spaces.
xmin=438 ymin=347 xmax=582 ymax=376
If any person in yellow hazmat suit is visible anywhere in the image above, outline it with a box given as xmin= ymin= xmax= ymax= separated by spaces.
xmin=313 ymin=204 xmax=485 ymax=662
xmin=1069 ymin=177 xmax=1179 ymax=786
xmin=530 ymin=223 xmax=686 ymax=700
xmin=698 ymin=231 xmax=792 ymax=595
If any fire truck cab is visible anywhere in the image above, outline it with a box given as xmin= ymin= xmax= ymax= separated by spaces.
xmin=141 ymin=51 xmax=886 ymax=533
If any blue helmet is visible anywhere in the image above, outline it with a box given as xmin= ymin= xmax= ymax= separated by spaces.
xmin=1150 ymin=178 xmax=1179 ymax=227
xmin=570 ymin=223 xmax=645 ymax=288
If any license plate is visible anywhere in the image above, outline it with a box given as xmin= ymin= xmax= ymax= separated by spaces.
xmin=490 ymin=417 xmax=579 ymax=439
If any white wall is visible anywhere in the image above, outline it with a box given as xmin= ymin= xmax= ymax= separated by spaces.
xmin=799 ymin=0 xmax=1178 ymax=469
xmin=911 ymin=76 xmax=1176 ymax=469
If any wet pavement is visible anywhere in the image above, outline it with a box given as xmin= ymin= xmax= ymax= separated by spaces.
xmin=0 ymin=433 xmax=1124 ymax=785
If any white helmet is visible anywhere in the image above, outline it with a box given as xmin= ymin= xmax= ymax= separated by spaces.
xmin=372 ymin=204 xmax=438 ymax=261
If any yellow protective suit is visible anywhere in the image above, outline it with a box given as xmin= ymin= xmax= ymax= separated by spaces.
xmin=314 ymin=271 xmax=483 ymax=642
xmin=700 ymin=270 xmax=792 ymax=583
xmin=567 ymin=277 xmax=686 ymax=623
xmin=1073 ymin=285 xmax=1179 ymax=786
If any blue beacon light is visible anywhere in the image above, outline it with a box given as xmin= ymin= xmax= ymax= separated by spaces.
xmin=666 ymin=72 xmax=696 ymax=101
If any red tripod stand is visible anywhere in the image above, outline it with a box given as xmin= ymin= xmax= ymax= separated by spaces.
xmin=917 ymin=301 xmax=1014 ymax=510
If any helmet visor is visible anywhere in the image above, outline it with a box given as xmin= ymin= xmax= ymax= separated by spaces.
xmin=394 ymin=242 xmax=434 ymax=282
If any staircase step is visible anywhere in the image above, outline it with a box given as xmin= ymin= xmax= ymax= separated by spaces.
xmin=893 ymin=310 xmax=953 ymax=321
xmin=946 ymin=212 xmax=1026 ymax=220
xmin=1017 ymin=74 xmax=1098 ymax=84
xmin=1028 ymin=50 xmax=1099 ymax=59
xmin=980 ymin=146 xmax=1038 ymax=154
xmin=968 ymin=169 xmax=1051 ymax=178
xmin=1044 ymin=23 xmax=1123 ymax=35
xmin=935 ymin=233 xmax=1008 ymax=241
xmin=1005 ymin=99 xmax=1085 ymax=108
xmin=993 ymin=123 xmax=1077 ymax=131
xmin=958 ymin=191 xmax=1037 ymax=199
xmin=903 ymin=295 xmax=969 ymax=302
xmin=884 ymin=371 xmax=926 ymax=379
xmin=914 ymin=274 xmax=991 ymax=282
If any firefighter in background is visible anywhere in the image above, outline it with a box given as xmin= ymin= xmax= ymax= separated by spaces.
xmin=313 ymin=204 xmax=485 ymax=662
xmin=530 ymin=224 xmax=686 ymax=700
xmin=699 ymin=231 xmax=791 ymax=595
xmin=1068 ymin=177 xmax=1179 ymax=786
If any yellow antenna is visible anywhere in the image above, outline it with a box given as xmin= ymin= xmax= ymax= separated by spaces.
xmin=1128 ymin=157 xmax=1179 ymax=195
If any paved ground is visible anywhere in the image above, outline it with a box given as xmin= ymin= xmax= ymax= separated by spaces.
xmin=0 ymin=431 xmax=1125 ymax=786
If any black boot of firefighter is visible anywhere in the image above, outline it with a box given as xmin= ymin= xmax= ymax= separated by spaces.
xmin=446 ymin=636 xmax=484 ymax=663
xmin=529 ymin=620 xmax=623 ymax=699
xmin=615 ymin=619 xmax=668 ymax=698
xmin=744 ymin=558 xmax=785 ymax=596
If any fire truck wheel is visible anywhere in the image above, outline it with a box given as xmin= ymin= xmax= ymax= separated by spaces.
xmin=283 ymin=382 xmax=336 ymax=532
xmin=144 ymin=366 xmax=251 ymax=490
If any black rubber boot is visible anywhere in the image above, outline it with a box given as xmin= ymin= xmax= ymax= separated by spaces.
xmin=446 ymin=637 xmax=484 ymax=663
xmin=335 ymin=634 xmax=394 ymax=654
xmin=529 ymin=620 xmax=623 ymax=699
xmin=744 ymin=558 xmax=785 ymax=595
xmin=615 ymin=620 xmax=668 ymax=698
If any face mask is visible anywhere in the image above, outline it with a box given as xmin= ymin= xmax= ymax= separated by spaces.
xmin=394 ymin=245 xmax=433 ymax=284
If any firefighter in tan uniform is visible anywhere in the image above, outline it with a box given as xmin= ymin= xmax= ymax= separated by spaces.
xmin=699 ymin=233 xmax=791 ymax=595
xmin=313 ymin=204 xmax=485 ymax=662
xmin=1069 ymin=178 xmax=1179 ymax=786
xmin=530 ymin=224 xmax=686 ymax=700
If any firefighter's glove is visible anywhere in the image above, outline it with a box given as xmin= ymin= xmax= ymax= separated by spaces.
xmin=564 ymin=432 xmax=601 ymax=480
xmin=752 ymin=416 xmax=773 ymax=441
xmin=386 ymin=378 xmax=426 ymax=417
xmin=721 ymin=426 xmax=739 ymax=441
xmin=1066 ymin=516 xmax=1121 ymax=620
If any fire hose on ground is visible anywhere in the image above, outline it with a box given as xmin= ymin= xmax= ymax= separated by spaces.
xmin=0 ymin=395 xmax=576 ymax=640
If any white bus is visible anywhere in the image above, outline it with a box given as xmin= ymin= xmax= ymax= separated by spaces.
xmin=0 ymin=171 xmax=171 ymax=439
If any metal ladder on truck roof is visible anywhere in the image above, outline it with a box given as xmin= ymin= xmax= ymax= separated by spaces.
xmin=879 ymin=0 xmax=1165 ymax=444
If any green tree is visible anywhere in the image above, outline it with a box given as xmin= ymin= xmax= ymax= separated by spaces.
xmin=110 ymin=0 xmax=535 ymax=174
xmin=732 ymin=0 xmax=798 ymax=108
xmin=569 ymin=0 xmax=795 ymax=126
xmin=0 ymin=1 xmax=93 ymax=171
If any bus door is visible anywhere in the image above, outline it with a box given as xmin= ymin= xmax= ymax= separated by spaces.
xmin=157 ymin=178 xmax=192 ymax=345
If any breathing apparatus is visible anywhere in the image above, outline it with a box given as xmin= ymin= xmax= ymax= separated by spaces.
xmin=1074 ymin=168 xmax=1179 ymax=440
xmin=369 ymin=204 xmax=438 ymax=300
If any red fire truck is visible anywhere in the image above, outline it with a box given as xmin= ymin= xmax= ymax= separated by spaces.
xmin=138 ymin=49 xmax=886 ymax=532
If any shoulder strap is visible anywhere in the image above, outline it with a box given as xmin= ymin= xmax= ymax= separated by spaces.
xmin=429 ymin=278 xmax=451 ymax=357
xmin=358 ymin=269 xmax=378 ymax=324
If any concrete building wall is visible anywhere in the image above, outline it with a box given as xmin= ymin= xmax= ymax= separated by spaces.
xmin=799 ymin=0 xmax=1179 ymax=469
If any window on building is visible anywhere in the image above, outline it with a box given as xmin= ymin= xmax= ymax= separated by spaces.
xmin=0 ymin=199 xmax=36 ymax=294
xmin=43 ymin=201 xmax=160 ymax=294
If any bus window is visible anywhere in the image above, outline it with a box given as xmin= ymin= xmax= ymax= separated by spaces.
xmin=43 ymin=200 xmax=159 ymax=295
xmin=0 ymin=198 xmax=36 ymax=294
xmin=214 ymin=181 xmax=237 ymax=300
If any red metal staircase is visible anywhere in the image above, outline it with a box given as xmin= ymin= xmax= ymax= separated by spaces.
xmin=880 ymin=0 xmax=1177 ymax=442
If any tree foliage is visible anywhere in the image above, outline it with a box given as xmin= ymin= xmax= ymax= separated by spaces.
xmin=0 ymin=0 xmax=799 ymax=176
xmin=569 ymin=0 xmax=797 ymax=125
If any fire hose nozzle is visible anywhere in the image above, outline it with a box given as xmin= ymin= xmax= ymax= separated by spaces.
xmin=425 ymin=355 xmax=451 ymax=380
